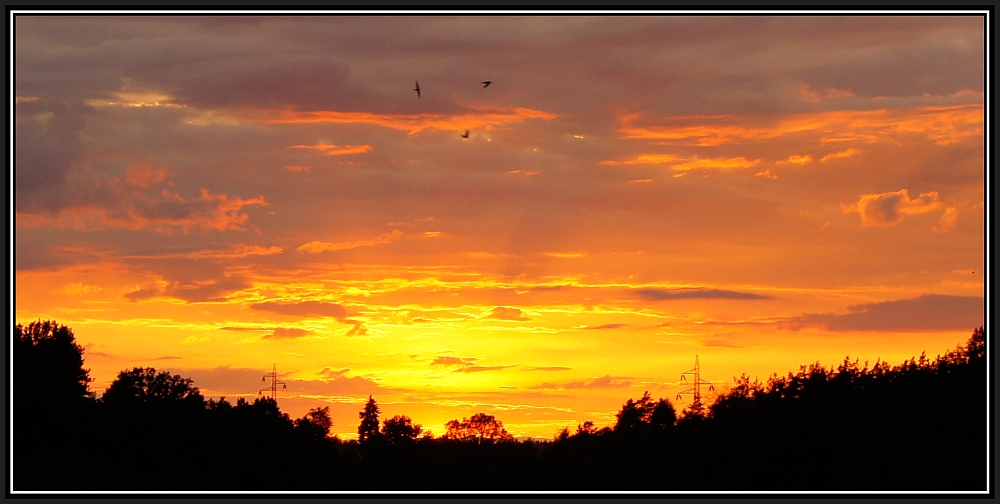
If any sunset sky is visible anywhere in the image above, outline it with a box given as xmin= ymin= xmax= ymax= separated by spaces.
xmin=12 ymin=12 xmax=987 ymax=440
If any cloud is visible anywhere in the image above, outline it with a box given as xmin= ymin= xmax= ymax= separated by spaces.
xmin=244 ymin=106 xmax=560 ymax=135
xmin=163 ymin=274 xmax=252 ymax=303
xmin=754 ymin=169 xmax=778 ymax=180
xmin=702 ymin=339 xmax=745 ymax=348
xmin=16 ymin=162 xmax=271 ymax=233
xmin=319 ymin=367 xmax=350 ymax=379
xmin=668 ymin=157 xmax=761 ymax=172
xmin=297 ymin=230 xmax=403 ymax=253
xmin=453 ymin=365 xmax=517 ymax=373
xmin=529 ymin=374 xmax=631 ymax=391
xmin=523 ymin=366 xmax=572 ymax=372
xmin=264 ymin=327 xmax=311 ymax=340
xmin=843 ymin=189 xmax=945 ymax=228
xmin=345 ymin=321 xmax=368 ymax=337
xmin=486 ymin=306 xmax=530 ymax=321
xmin=287 ymin=143 xmax=373 ymax=156
xmin=633 ymin=288 xmax=770 ymax=301
xmin=617 ymin=105 xmax=984 ymax=147
xmin=794 ymin=82 xmax=855 ymax=103
xmin=584 ymin=323 xmax=628 ymax=330
xmin=775 ymin=155 xmax=812 ymax=165
xmin=123 ymin=286 xmax=161 ymax=301
xmin=429 ymin=355 xmax=513 ymax=373
xmin=431 ymin=356 xmax=477 ymax=366
xmin=249 ymin=301 xmax=348 ymax=320
xmin=934 ymin=206 xmax=958 ymax=233
xmin=793 ymin=294 xmax=984 ymax=332
xmin=820 ymin=148 xmax=860 ymax=163
xmin=14 ymin=99 xmax=89 ymax=206
xmin=601 ymin=154 xmax=761 ymax=172
xmin=169 ymin=366 xmax=383 ymax=397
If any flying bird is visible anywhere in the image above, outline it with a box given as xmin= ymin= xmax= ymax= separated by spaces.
xmin=461 ymin=130 xmax=470 ymax=138
xmin=414 ymin=81 xmax=421 ymax=98
xmin=482 ymin=81 xmax=492 ymax=88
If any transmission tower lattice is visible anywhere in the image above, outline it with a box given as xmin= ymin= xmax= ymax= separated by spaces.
xmin=676 ymin=355 xmax=715 ymax=411
xmin=259 ymin=363 xmax=287 ymax=399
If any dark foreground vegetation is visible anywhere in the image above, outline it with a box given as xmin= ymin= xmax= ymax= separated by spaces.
xmin=13 ymin=321 xmax=986 ymax=491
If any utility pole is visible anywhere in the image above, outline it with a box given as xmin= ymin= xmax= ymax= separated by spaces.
xmin=676 ymin=355 xmax=714 ymax=415
xmin=259 ymin=363 xmax=287 ymax=399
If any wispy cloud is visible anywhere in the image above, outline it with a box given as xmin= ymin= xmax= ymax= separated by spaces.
xmin=633 ymin=288 xmax=770 ymax=301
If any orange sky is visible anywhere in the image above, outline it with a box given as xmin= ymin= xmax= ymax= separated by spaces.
xmin=13 ymin=13 xmax=987 ymax=439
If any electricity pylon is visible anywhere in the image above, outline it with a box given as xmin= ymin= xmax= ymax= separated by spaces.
xmin=676 ymin=355 xmax=714 ymax=414
xmin=259 ymin=363 xmax=287 ymax=399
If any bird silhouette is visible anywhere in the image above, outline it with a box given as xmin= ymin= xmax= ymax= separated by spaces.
xmin=414 ymin=81 xmax=421 ymax=98
xmin=482 ymin=81 xmax=492 ymax=88
xmin=461 ymin=130 xmax=470 ymax=138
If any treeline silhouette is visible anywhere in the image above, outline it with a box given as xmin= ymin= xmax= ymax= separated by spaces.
xmin=13 ymin=321 xmax=986 ymax=491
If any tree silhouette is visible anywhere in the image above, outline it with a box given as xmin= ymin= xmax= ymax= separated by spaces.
xmin=14 ymin=320 xmax=94 ymax=409
xmin=13 ymin=320 xmax=95 ymax=490
xmin=381 ymin=415 xmax=422 ymax=445
xmin=444 ymin=413 xmax=513 ymax=444
xmin=614 ymin=391 xmax=676 ymax=432
xmin=102 ymin=367 xmax=205 ymax=410
xmin=295 ymin=406 xmax=334 ymax=439
xmin=358 ymin=395 xmax=382 ymax=444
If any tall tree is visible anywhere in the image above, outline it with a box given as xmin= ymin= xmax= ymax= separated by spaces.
xmin=357 ymin=395 xmax=382 ymax=444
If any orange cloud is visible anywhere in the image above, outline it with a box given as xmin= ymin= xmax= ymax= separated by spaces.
xmin=287 ymin=144 xmax=373 ymax=155
xmin=297 ymin=229 xmax=403 ymax=253
xmin=242 ymin=106 xmax=559 ymax=135
xmin=776 ymin=155 xmax=812 ymax=165
xmin=934 ymin=206 xmax=958 ymax=233
xmin=617 ymin=104 xmax=983 ymax=147
xmin=844 ymin=189 xmax=945 ymax=228
xmin=601 ymin=154 xmax=760 ymax=172
xmin=820 ymin=148 xmax=860 ymax=163
xmin=754 ymin=169 xmax=778 ymax=180
xmin=600 ymin=154 xmax=683 ymax=166
xmin=669 ymin=157 xmax=761 ymax=172
xmin=542 ymin=252 xmax=587 ymax=258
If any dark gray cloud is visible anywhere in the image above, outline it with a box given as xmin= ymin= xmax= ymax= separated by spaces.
xmin=795 ymin=294 xmax=984 ymax=332
xmin=633 ymin=288 xmax=770 ymax=301
xmin=250 ymin=301 xmax=347 ymax=320
xmin=14 ymin=99 xmax=90 ymax=212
